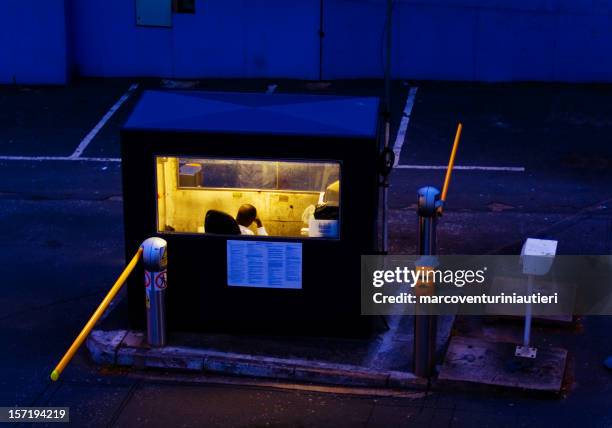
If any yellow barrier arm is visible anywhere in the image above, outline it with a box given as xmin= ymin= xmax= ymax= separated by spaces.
xmin=440 ymin=122 xmax=463 ymax=207
xmin=50 ymin=247 xmax=143 ymax=381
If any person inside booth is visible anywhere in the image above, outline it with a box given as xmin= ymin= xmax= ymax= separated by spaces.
xmin=236 ymin=204 xmax=268 ymax=236
xmin=156 ymin=157 xmax=341 ymax=238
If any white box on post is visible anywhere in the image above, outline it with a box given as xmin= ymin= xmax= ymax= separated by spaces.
xmin=520 ymin=238 xmax=557 ymax=276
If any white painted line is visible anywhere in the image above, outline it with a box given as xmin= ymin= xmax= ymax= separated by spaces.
xmin=69 ymin=156 xmax=121 ymax=162
xmin=69 ymin=83 xmax=139 ymax=159
xmin=266 ymin=84 xmax=278 ymax=94
xmin=0 ymin=156 xmax=523 ymax=171
xmin=0 ymin=156 xmax=121 ymax=162
xmin=392 ymin=87 xmax=418 ymax=167
xmin=395 ymin=164 xmax=525 ymax=172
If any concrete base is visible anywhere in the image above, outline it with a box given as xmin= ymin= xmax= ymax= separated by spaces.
xmin=437 ymin=336 xmax=567 ymax=393
xmin=87 ymin=330 xmax=428 ymax=390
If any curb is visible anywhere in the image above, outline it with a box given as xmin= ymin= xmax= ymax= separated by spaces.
xmin=86 ymin=330 xmax=427 ymax=390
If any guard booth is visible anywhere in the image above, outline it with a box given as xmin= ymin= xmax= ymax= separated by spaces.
xmin=121 ymin=90 xmax=381 ymax=336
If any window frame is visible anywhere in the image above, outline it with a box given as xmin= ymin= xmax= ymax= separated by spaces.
xmin=154 ymin=154 xmax=343 ymax=241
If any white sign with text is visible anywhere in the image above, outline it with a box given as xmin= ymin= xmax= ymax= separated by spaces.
xmin=227 ymin=240 xmax=302 ymax=289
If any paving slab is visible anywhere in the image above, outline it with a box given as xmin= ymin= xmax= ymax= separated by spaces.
xmin=438 ymin=336 xmax=567 ymax=393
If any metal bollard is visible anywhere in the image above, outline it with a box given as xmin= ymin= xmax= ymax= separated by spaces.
xmin=142 ymin=237 xmax=168 ymax=347
xmin=414 ymin=186 xmax=441 ymax=377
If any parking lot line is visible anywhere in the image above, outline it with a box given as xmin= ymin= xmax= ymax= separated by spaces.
xmin=395 ymin=164 xmax=525 ymax=172
xmin=0 ymin=81 xmax=524 ymax=172
xmin=1 ymin=82 xmax=285 ymax=163
xmin=69 ymin=83 xmax=139 ymax=159
xmin=0 ymin=157 xmax=525 ymax=170
xmin=393 ymin=86 xmax=418 ymax=167
xmin=0 ymin=156 xmax=121 ymax=162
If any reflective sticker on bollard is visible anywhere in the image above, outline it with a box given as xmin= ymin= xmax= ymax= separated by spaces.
xmin=154 ymin=270 xmax=167 ymax=290
xmin=144 ymin=271 xmax=151 ymax=289
xmin=145 ymin=271 xmax=152 ymax=308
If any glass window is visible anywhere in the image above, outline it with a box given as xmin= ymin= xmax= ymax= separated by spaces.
xmin=136 ymin=0 xmax=172 ymax=27
xmin=156 ymin=157 xmax=341 ymax=239
xmin=173 ymin=0 xmax=195 ymax=13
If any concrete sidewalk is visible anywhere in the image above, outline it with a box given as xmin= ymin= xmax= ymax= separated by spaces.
xmin=87 ymin=330 xmax=426 ymax=390
xmin=85 ymin=294 xmax=454 ymax=392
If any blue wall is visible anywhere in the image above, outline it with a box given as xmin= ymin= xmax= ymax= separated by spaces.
xmin=3 ymin=0 xmax=612 ymax=84
xmin=323 ymin=0 xmax=612 ymax=82
xmin=0 ymin=0 xmax=70 ymax=84
xmin=70 ymin=0 xmax=320 ymax=80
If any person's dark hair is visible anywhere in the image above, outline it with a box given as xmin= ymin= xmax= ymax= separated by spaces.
xmin=236 ymin=204 xmax=257 ymax=227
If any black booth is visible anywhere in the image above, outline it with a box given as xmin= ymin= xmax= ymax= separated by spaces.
xmin=121 ymin=90 xmax=381 ymax=336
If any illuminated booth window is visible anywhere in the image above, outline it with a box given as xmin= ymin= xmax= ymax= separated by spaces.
xmin=156 ymin=157 xmax=341 ymax=239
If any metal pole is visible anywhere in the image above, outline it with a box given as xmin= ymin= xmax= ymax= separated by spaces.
xmin=382 ymin=179 xmax=389 ymax=253
xmin=414 ymin=186 xmax=440 ymax=377
xmin=142 ymin=237 xmax=168 ymax=347
xmin=523 ymin=274 xmax=534 ymax=347
xmin=381 ymin=0 xmax=393 ymax=254
xmin=412 ymin=124 xmax=461 ymax=375
xmin=385 ymin=0 xmax=392 ymax=119
xmin=515 ymin=272 xmax=537 ymax=358
xmin=516 ymin=238 xmax=557 ymax=359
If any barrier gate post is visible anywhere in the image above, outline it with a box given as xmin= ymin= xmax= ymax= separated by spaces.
xmin=412 ymin=123 xmax=462 ymax=377
xmin=142 ymin=237 xmax=168 ymax=347
xmin=414 ymin=186 xmax=441 ymax=377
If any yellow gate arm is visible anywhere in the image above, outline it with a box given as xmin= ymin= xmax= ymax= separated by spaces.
xmin=440 ymin=122 xmax=463 ymax=206
xmin=50 ymin=247 xmax=143 ymax=381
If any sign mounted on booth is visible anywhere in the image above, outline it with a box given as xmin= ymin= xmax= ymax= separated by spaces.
xmin=227 ymin=240 xmax=302 ymax=289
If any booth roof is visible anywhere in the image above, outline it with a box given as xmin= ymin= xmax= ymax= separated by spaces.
xmin=123 ymin=90 xmax=380 ymax=138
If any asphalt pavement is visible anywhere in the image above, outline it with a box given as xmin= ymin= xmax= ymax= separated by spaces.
xmin=0 ymin=78 xmax=611 ymax=427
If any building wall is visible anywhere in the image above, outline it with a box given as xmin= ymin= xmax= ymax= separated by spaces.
xmin=2 ymin=0 xmax=612 ymax=84
xmin=70 ymin=0 xmax=321 ymax=80
xmin=0 ymin=0 xmax=70 ymax=84
xmin=323 ymin=0 xmax=612 ymax=82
